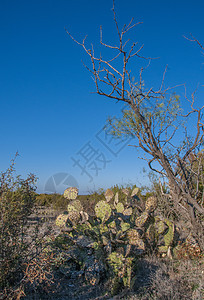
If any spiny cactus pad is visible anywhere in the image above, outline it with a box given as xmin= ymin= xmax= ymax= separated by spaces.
xmin=68 ymin=210 xmax=81 ymax=225
xmin=127 ymin=229 xmax=145 ymax=250
xmin=116 ymin=202 xmax=124 ymax=213
xmin=163 ymin=220 xmax=174 ymax=247
xmin=70 ymin=199 xmax=83 ymax=212
xmin=123 ymin=207 xmax=133 ymax=216
xmin=155 ymin=219 xmax=167 ymax=234
xmin=67 ymin=204 xmax=77 ymax=213
xmin=64 ymin=187 xmax=78 ymax=200
xmin=121 ymin=188 xmax=130 ymax=196
xmin=131 ymin=187 xmax=139 ymax=197
xmin=95 ymin=201 xmax=112 ymax=222
xmin=104 ymin=188 xmax=114 ymax=202
xmin=55 ymin=214 xmax=69 ymax=227
xmin=120 ymin=222 xmax=130 ymax=232
xmin=135 ymin=211 xmax=150 ymax=227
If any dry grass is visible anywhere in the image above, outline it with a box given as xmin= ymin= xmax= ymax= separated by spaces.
xmin=127 ymin=255 xmax=204 ymax=300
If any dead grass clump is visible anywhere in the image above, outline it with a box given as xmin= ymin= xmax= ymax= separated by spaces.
xmin=129 ymin=256 xmax=204 ymax=300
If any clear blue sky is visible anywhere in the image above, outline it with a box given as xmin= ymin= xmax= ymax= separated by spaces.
xmin=0 ymin=0 xmax=203 ymax=194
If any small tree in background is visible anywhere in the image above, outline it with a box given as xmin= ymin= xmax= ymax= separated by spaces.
xmin=67 ymin=1 xmax=204 ymax=247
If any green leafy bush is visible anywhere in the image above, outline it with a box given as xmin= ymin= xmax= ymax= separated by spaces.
xmin=0 ymin=155 xmax=37 ymax=290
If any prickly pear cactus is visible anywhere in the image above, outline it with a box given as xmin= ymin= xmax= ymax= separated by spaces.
xmin=95 ymin=201 xmax=112 ymax=223
xmin=54 ymin=186 xmax=186 ymax=295
xmin=67 ymin=204 xmax=77 ymax=213
xmin=68 ymin=210 xmax=81 ymax=225
xmin=55 ymin=214 xmax=69 ymax=227
xmin=121 ymin=188 xmax=130 ymax=196
xmin=120 ymin=221 xmax=130 ymax=232
xmin=123 ymin=207 xmax=133 ymax=216
xmin=135 ymin=211 xmax=150 ymax=228
xmin=70 ymin=199 xmax=83 ymax=212
xmin=131 ymin=187 xmax=139 ymax=197
xmin=163 ymin=220 xmax=174 ymax=247
xmin=127 ymin=229 xmax=145 ymax=251
xmin=64 ymin=187 xmax=78 ymax=200
xmin=115 ymin=202 xmax=124 ymax=213
xmin=105 ymin=188 xmax=114 ymax=202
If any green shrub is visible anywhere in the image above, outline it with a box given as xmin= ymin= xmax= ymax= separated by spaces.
xmin=0 ymin=155 xmax=37 ymax=290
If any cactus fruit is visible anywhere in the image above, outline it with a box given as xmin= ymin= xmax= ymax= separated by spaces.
xmin=105 ymin=188 xmax=114 ymax=202
xmin=95 ymin=201 xmax=112 ymax=223
xmin=116 ymin=202 xmax=124 ymax=213
xmin=145 ymin=196 xmax=157 ymax=213
xmin=135 ymin=211 xmax=150 ymax=228
xmin=64 ymin=187 xmax=78 ymax=200
xmin=131 ymin=187 xmax=139 ymax=197
xmin=55 ymin=214 xmax=69 ymax=227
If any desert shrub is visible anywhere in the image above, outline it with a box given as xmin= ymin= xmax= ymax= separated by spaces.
xmin=35 ymin=193 xmax=68 ymax=210
xmin=0 ymin=155 xmax=37 ymax=291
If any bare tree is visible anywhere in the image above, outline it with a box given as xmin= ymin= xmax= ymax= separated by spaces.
xmin=66 ymin=1 xmax=204 ymax=246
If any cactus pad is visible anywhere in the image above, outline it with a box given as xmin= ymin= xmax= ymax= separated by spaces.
xmin=116 ymin=202 xmax=124 ymax=213
xmin=104 ymin=188 xmax=114 ymax=202
xmin=123 ymin=207 xmax=133 ymax=216
xmin=67 ymin=204 xmax=77 ymax=213
xmin=64 ymin=187 xmax=78 ymax=200
xmin=127 ymin=229 xmax=145 ymax=250
xmin=163 ymin=220 xmax=174 ymax=247
xmin=55 ymin=214 xmax=69 ymax=227
xmin=120 ymin=222 xmax=130 ymax=232
xmin=135 ymin=212 xmax=150 ymax=227
xmin=155 ymin=219 xmax=167 ymax=234
xmin=131 ymin=187 xmax=139 ymax=197
xmin=121 ymin=188 xmax=130 ymax=196
xmin=68 ymin=210 xmax=81 ymax=225
xmin=70 ymin=199 xmax=83 ymax=212
xmin=95 ymin=201 xmax=112 ymax=222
